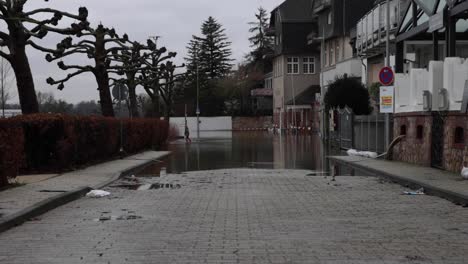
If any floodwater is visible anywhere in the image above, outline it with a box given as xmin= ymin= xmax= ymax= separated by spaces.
xmin=137 ymin=131 xmax=325 ymax=176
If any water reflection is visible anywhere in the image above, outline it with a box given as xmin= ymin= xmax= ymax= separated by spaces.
xmin=138 ymin=132 xmax=324 ymax=176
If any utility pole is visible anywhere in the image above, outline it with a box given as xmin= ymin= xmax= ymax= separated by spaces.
xmin=194 ymin=42 xmax=200 ymax=139
xmin=385 ymin=0 xmax=391 ymax=149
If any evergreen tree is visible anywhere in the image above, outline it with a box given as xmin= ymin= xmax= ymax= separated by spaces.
xmin=247 ymin=7 xmax=274 ymax=73
xmin=184 ymin=17 xmax=233 ymax=116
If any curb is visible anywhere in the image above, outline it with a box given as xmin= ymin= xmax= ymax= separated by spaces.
xmin=329 ymin=157 xmax=468 ymax=206
xmin=0 ymin=186 xmax=92 ymax=233
xmin=0 ymin=152 xmax=171 ymax=234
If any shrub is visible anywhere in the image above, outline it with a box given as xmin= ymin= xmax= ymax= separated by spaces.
xmin=324 ymin=75 xmax=373 ymax=115
xmin=0 ymin=119 xmax=24 ymax=187
xmin=0 ymin=114 xmax=169 ymax=186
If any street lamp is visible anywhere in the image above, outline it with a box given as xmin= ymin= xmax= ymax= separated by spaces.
xmin=195 ymin=43 xmax=200 ymax=139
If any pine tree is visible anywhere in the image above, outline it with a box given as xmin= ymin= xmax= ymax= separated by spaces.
xmin=184 ymin=17 xmax=233 ymax=116
xmin=196 ymin=17 xmax=233 ymax=79
xmin=247 ymin=7 xmax=274 ymax=72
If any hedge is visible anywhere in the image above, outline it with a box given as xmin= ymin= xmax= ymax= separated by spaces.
xmin=0 ymin=114 xmax=169 ymax=187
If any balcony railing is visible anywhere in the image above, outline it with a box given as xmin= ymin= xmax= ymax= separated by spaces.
xmin=355 ymin=0 xmax=405 ymax=55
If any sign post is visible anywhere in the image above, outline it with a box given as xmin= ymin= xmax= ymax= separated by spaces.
xmin=379 ymin=66 xmax=394 ymax=149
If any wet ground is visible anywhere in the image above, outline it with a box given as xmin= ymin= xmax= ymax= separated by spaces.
xmin=2 ymin=169 xmax=468 ymax=263
xmin=2 ymin=132 xmax=468 ymax=263
xmin=138 ymin=132 xmax=325 ymax=177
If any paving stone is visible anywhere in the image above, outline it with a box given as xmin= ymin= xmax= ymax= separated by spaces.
xmin=0 ymin=169 xmax=468 ymax=263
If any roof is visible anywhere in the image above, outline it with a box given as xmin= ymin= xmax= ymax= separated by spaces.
xmin=271 ymin=0 xmax=315 ymax=23
xmin=286 ymin=85 xmax=320 ymax=105
xmin=251 ymin=88 xmax=273 ymax=97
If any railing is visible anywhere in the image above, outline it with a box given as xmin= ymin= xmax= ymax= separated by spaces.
xmin=355 ymin=0 xmax=404 ymax=54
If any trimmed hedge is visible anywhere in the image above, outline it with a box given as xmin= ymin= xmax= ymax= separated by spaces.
xmin=0 ymin=114 xmax=168 ymax=187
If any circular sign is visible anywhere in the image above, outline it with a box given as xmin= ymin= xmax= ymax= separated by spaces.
xmin=112 ymin=83 xmax=129 ymax=101
xmin=379 ymin=67 xmax=394 ymax=86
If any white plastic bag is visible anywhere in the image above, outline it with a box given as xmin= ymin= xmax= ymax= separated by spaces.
xmin=86 ymin=190 xmax=111 ymax=198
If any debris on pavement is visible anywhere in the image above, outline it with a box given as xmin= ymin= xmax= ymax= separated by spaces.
xmin=86 ymin=190 xmax=111 ymax=198
xmin=347 ymin=149 xmax=378 ymax=159
xmin=402 ymin=188 xmax=425 ymax=195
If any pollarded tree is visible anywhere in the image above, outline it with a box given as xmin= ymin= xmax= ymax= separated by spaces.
xmin=110 ymin=39 xmax=157 ymax=118
xmin=45 ymin=24 xmax=130 ymax=117
xmin=139 ymin=47 xmax=177 ymax=118
xmin=158 ymin=61 xmax=184 ymax=121
xmin=0 ymin=1 xmax=88 ymax=114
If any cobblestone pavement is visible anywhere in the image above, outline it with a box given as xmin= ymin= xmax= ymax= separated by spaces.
xmin=1 ymin=169 xmax=468 ymax=264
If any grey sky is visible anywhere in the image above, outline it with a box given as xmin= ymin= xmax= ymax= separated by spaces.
xmin=18 ymin=0 xmax=284 ymax=104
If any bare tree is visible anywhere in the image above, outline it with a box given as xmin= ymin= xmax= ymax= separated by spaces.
xmin=139 ymin=48 xmax=177 ymax=118
xmin=109 ymin=40 xmax=157 ymax=118
xmin=0 ymin=1 xmax=88 ymax=114
xmin=46 ymin=24 xmax=129 ymax=117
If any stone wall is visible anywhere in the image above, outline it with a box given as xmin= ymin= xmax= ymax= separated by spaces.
xmin=232 ymin=116 xmax=273 ymax=130
xmin=443 ymin=114 xmax=468 ymax=172
xmin=393 ymin=113 xmax=432 ymax=167
xmin=393 ymin=112 xmax=468 ymax=173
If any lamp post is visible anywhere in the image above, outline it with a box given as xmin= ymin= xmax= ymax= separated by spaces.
xmin=384 ymin=0 xmax=391 ymax=149
xmin=195 ymin=43 xmax=200 ymax=139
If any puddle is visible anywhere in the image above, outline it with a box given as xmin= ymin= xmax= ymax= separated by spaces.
xmin=95 ymin=215 xmax=143 ymax=222
xmin=306 ymin=172 xmax=330 ymax=177
xmin=110 ymin=183 xmax=182 ymax=191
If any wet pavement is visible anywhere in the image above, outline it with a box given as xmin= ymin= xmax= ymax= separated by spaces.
xmin=2 ymin=168 xmax=468 ymax=263
xmin=1 ymin=133 xmax=468 ymax=263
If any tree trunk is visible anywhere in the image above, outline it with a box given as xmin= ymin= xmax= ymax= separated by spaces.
xmin=126 ymin=74 xmax=139 ymax=118
xmin=95 ymin=70 xmax=114 ymax=117
xmin=150 ymin=95 xmax=160 ymax=118
xmin=10 ymin=45 xmax=39 ymax=114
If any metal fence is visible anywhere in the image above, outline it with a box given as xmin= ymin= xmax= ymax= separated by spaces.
xmin=333 ymin=110 xmax=391 ymax=154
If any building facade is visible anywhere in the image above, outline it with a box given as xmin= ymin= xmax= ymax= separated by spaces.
xmin=392 ymin=0 xmax=468 ymax=173
xmin=267 ymin=0 xmax=321 ymax=129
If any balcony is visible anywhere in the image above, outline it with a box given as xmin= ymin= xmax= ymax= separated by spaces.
xmin=355 ymin=0 xmax=404 ymax=57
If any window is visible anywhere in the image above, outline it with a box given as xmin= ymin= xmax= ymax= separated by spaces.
xmin=328 ymin=12 xmax=332 ymax=25
xmin=329 ymin=40 xmax=334 ymax=65
xmin=303 ymin=57 xmax=315 ymax=74
xmin=400 ymin=125 xmax=407 ymax=136
xmin=287 ymin=57 xmax=299 ymax=74
xmin=454 ymin=127 xmax=465 ymax=144
xmin=416 ymin=125 xmax=424 ymax=140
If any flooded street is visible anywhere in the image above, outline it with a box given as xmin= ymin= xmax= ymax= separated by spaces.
xmin=139 ymin=132 xmax=325 ymax=176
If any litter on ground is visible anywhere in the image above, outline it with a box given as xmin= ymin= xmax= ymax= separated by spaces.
xmin=402 ymin=188 xmax=425 ymax=195
xmin=86 ymin=190 xmax=111 ymax=198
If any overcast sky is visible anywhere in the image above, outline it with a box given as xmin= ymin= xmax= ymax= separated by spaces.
xmin=11 ymin=0 xmax=284 ymax=104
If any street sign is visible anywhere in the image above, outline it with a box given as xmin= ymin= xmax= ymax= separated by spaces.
xmin=112 ymin=83 xmax=129 ymax=101
xmin=380 ymin=86 xmax=394 ymax=113
xmin=379 ymin=67 xmax=394 ymax=86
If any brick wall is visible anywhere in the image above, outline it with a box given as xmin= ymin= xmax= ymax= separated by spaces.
xmin=393 ymin=112 xmax=468 ymax=173
xmin=232 ymin=116 xmax=273 ymax=130
xmin=443 ymin=114 xmax=468 ymax=172
xmin=393 ymin=113 xmax=432 ymax=167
